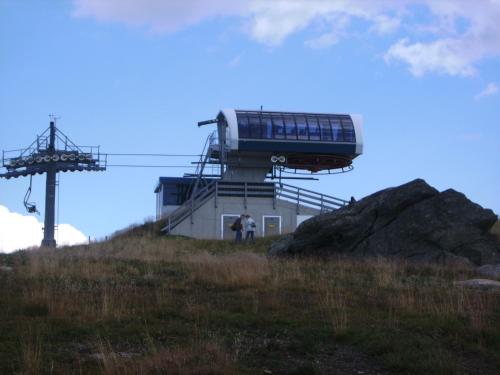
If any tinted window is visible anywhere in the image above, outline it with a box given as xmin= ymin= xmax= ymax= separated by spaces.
xmin=272 ymin=116 xmax=285 ymax=139
xmin=284 ymin=116 xmax=297 ymax=140
xmin=307 ymin=116 xmax=320 ymax=141
xmin=330 ymin=118 xmax=343 ymax=142
xmin=249 ymin=115 xmax=261 ymax=139
xmin=295 ymin=116 xmax=308 ymax=140
xmin=237 ymin=114 xmax=250 ymax=138
xmin=163 ymin=182 xmax=192 ymax=205
xmin=319 ymin=117 xmax=332 ymax=141
xmin=341 ymin=118 xmax=356 ymax=143
xmin=262 ymin=116 xmax=273 ymax=139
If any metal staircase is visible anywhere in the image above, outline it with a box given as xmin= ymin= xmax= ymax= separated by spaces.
xmin=162 ymin=131 xmax=218 ymax=233
xmin=161 ymin=180 xmax=217 ymax=233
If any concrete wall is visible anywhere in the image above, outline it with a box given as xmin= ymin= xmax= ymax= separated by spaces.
xmin=170 ymin=195 xmax=319 ymax=239
xmin=159 ymin=204 xmax=181 ymax=219
xmin=224 ymin=154 xmax=271 ymax=182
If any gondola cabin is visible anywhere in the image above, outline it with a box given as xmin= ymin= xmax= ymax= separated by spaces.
xmin=215 ymin=109 xmax=363 ymax=172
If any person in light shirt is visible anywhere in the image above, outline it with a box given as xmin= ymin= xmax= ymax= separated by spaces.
xmin=244 ymin=214 xmax=256 ymax=243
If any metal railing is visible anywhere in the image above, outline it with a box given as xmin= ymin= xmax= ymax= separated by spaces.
xmin=276 ymin=183 xmax=348 ymax=213
xmin=162 ymin=180 xmax=217 ymax=233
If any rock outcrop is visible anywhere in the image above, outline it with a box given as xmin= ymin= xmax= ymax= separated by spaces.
xmin=455 ymin=279 xmax=500 ymax=291
xmin=269 ymin=179 xmax=500 ymax=265
xmin=477 ymin=264 xmax=500 ymax=278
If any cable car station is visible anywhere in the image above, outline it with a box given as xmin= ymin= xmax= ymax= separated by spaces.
xmin=156 ymin=109 xmax=363 ymax=239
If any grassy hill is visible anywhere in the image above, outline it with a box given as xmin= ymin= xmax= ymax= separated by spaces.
xmin=0 ymin=229 xmax=499 ymax=374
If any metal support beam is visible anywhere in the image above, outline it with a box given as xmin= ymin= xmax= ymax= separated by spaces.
xmin=41 ymin=121 xmax=57 ymax=247
xmin=41 ymin=165 xmax=57 ymax=247
xmin=244 ymin=182 xmax=247 ymax=209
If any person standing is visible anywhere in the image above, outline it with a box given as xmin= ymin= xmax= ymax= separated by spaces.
xmin=232 ymin=214 xmax=244 ymax=242
xmin=244 ymin=214 xmax=256 ymax=243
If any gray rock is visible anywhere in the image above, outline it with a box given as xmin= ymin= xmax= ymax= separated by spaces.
xmin=455 ymin=279 xmax=500 ymax=291
xmin=268 ymin=234 xmax=294 ymax=257
xmin=0 ymin=266 xmax=13 ymax=272
xmin=477 ymin=264 xmax=500 ymax=278
xmin=270 ymin=179 xmax=500 ymax=265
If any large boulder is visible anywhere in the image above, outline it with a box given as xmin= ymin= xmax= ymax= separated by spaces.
xmin=455 ymin=279 xmax=500 ymax=291
xmin=269 ymin=179 xmax=500 ymax=265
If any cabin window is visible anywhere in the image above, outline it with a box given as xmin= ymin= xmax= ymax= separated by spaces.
xmin=284 ymin=116 xmax=297 ymax=140
xmin=319 ymin=117 xmax=332 ymax=141
xmin=341 ymin=118 xmax=356 ymax=143
xmin=161 ymin=180 xmax=194 ymax=206
xmin=237 ymin=114 xmax=250 ymax=138
xmin=262 ymin=116 xmax=273 ymax=139
xmin=248 ymin=115 xmax=261 ymax=139
xmin=296 ymin=116 xmax=308 ymax=140
xmin=235 ymin=111 xmax=355 ymax=143
xmin=330 ymin=118 xmax=343 ymax=142
xmin=307 ymin=116 xmax=320 ymax=141
xmin=273 ymin=116 xmax=285 ymax=139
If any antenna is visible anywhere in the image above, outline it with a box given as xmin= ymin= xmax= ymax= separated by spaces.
xmin=0 ymin=118 xmax=106 ymax=247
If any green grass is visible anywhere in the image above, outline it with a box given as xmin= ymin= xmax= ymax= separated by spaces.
xmin=0 ymin=233 xmax=499 ymax=374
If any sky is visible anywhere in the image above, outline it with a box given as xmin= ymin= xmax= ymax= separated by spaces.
xmin=1 ymin=0 xmax=499 ymax=252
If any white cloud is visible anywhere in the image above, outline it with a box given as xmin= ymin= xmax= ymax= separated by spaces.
xmin=304 ymin=14 xmax=350 ymax=49
xmin=305 ymin=31 xmax=341 ymax=49
xmin=0 ymin=205 xmax=87 ymax=253
xmin=73 ymin=0 xmax=248 ymax=33
xmin=73 ymin=0 xmax=500 ymax=77
xmin=384 ymin=1 xmax=500 ymax=77
xmin=384 ymin=37 xmax=477 ymax=77
xmin=474 ymin=82 xmax=499 ymax=100
xmin=370 ymin=15 xmax=401 ymax=35
xmin=246 ymin=0 xmax=406 ymax=46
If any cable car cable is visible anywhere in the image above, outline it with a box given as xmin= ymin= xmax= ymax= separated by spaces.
xmin=106 ymin=164 xmax=197 ymax=168
xmin=104 ymin=153 xmax=201 ymax=157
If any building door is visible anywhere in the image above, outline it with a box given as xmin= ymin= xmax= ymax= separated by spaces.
xmin=221 ymin=214 xmax=239 ymax=240
xmin=263 ymin=216 xmax=281 ymax=237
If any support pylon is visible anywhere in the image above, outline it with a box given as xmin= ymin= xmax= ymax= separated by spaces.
xmin=41 ymin=121 xmax=57 ymax=247
xmin=0 ymin=119 xmax=106 ymax=248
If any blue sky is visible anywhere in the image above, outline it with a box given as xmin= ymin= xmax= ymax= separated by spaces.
xmin=1 ymin=0 xmax=499 ymax=250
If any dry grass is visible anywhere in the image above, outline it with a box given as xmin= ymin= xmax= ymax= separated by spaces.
xmin=183 ymin=252 xmax=270 ymax=287
xmin=97 ymin=338 xmax=238 ymax=375
xmin=18 ymin=249 xmax=497 ymax=328
xmin=320 ymin=285 xmax=350 ymax=332
xmin=1 ymin=235 xmax=499 ymax=374
xmin=19 ymin=331 xmax=43 ymax=375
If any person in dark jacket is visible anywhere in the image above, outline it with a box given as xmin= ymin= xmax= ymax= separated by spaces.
xmin=232 ymin=214 xmax=244 ymax=242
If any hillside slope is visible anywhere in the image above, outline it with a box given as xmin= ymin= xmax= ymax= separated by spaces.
xmin=0 ymin=235 xmax=499 ymax=374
